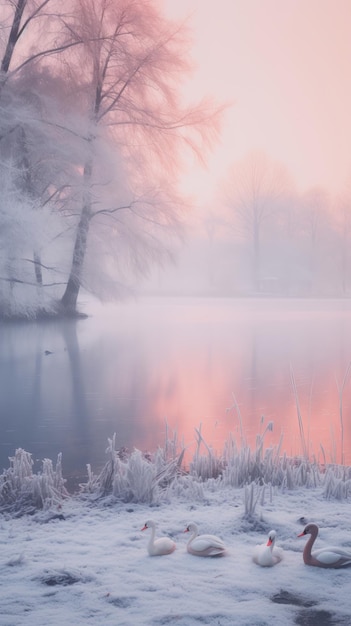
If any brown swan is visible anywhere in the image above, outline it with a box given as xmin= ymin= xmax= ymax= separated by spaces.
xmin=298 ymin=523 xmax=351 ymax=568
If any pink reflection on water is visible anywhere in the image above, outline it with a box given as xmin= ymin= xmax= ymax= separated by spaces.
xmin=107 ymin=298 xmax=351 ymax=465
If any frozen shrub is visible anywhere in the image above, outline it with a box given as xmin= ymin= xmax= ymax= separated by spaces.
xmin=323 ymin=467 xmax=351 ymax=500
xmin=190 ymin=425 xmax=224 ymax=480
xmin=82 ymin=435 xmax=122 ymax=496
xmin=125 ymin=449 xmax=157 ymax=503
xmin=81 ymin=434 xmax=185 ymax=504
xmin=243 ymin=481 xmax=261 ymax=518
xmin=189 ymin=452 xmax=224 ymax=481
xmin=166 ymin=474 xmax=205 ymax=502
xmin=0 ymin=449 xmax=68 ymax=515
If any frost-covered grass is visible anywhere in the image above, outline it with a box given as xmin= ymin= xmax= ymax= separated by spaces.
xmin=0 ymin=449 xmax=68 ymax=515
xmin=80 ymin=428 xmax=351 ymax=508
xmin=1 ymin=428 xmax=351 ymax=516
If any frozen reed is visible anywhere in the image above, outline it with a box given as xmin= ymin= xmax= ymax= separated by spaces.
xmin=1 ymin=422 xmax=351 ymax=515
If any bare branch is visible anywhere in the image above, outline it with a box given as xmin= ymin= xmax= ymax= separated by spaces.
xmin=4 ymin=39 xmax=84 ymax=80
xmin=17 ymin=0 xmax=52 ymax=40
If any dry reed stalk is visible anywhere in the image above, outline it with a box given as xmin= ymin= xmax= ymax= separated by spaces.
xmin=226 ymin=392 xmax=245 ymax=446
xmin=335 ymin=361 xmax=351 ymax=466
xmin=290 ymin=367 xmax=308 ymax=459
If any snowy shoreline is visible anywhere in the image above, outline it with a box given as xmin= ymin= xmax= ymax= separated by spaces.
xmin=1 ymin=485 xmax=351 ymax=626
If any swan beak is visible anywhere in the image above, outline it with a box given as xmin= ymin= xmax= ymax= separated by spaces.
xmin=183 ymin=529 xmax=189 ymax=533
xmin=141 ymin=525 xmax=147 ymax=531
xmin=297 ymin=531 xmax=304 ymax=537
xmin=267 ymin=538 xmax=273 ymax=546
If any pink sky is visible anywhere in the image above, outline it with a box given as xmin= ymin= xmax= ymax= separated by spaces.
xmin=163 ymin=0 xmax=351 ymax=202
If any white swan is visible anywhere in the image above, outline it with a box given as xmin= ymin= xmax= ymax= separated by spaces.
xmin=184 ymin=523 xmax=226 ymax=557
xmin=252 ymin=530 xmax=283 ymax=567
xmin=141 ymin=520 xmax=176 ymax=556
xmin=298 ymin=523 xmax=351 ymax=568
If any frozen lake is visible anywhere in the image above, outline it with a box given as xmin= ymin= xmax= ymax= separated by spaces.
xmin=1 ymin=297 xmax=351 ymax=489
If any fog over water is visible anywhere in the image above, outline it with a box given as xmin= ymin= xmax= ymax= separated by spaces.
xmin=1 ymin=297 xmax=351 ymax=488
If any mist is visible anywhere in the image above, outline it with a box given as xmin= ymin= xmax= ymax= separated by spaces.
xmin=141 ymin=168 xmax=350 ymax=299
xmin=2 ymin=15 xmax=351 ymax=625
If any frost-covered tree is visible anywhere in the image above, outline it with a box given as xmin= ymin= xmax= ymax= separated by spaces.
xmin=0 ymin=0 xmax=88 ymax=316
xmin=0 ymin=0 xmax=222 ymax=317
xmin=58 ymin=0 xmax=222 ymax=312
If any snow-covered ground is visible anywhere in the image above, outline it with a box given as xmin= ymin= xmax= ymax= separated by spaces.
xmin=1 ymin=484 xmax=351 ymax=626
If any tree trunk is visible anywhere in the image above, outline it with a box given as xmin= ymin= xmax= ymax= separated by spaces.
xmin=17 ymin=127 xmax=43 ymax=286
xmin=1 ymin=0 xmax=27 ymax=73
xmin=33 ymin=252 xmax=43 ymax=285
xmin=61 ymin=161 xmax=92 ymax=312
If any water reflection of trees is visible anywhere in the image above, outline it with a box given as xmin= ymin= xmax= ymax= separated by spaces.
xmin=1 ymin=300 xmax=351 ymax=482
xmin=0 ymin=322 xmax=44 ymax=469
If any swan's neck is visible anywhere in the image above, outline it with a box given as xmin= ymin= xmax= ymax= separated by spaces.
xmin=188 ymin=528 xmax=198 ymax=545
xmin=303 ymin=533 xmax=316 ymax=562
xmin=148 ymin=526 xmax=156 ymax=549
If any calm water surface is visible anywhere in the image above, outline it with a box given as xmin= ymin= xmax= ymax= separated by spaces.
xmin=1 ymin=297 xmax=351 ymax=489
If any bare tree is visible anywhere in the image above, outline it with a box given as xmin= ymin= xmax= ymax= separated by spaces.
xmin=0 ymin=0 xmax=223 ymax=317
xmin=0 ymin=0 xmax=86 ymax=308
xmin=0 ymin=1 xmax=48 ymax=291
xmin=0 ymin=0 xmax=56 ymax=75
xmin=56 ymin=0 xmax=222 ymax=313
xmin=224 ymin=152 xmax=291 ymax=292
xmin=0 ymin=0 xmax=86 ymax=85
